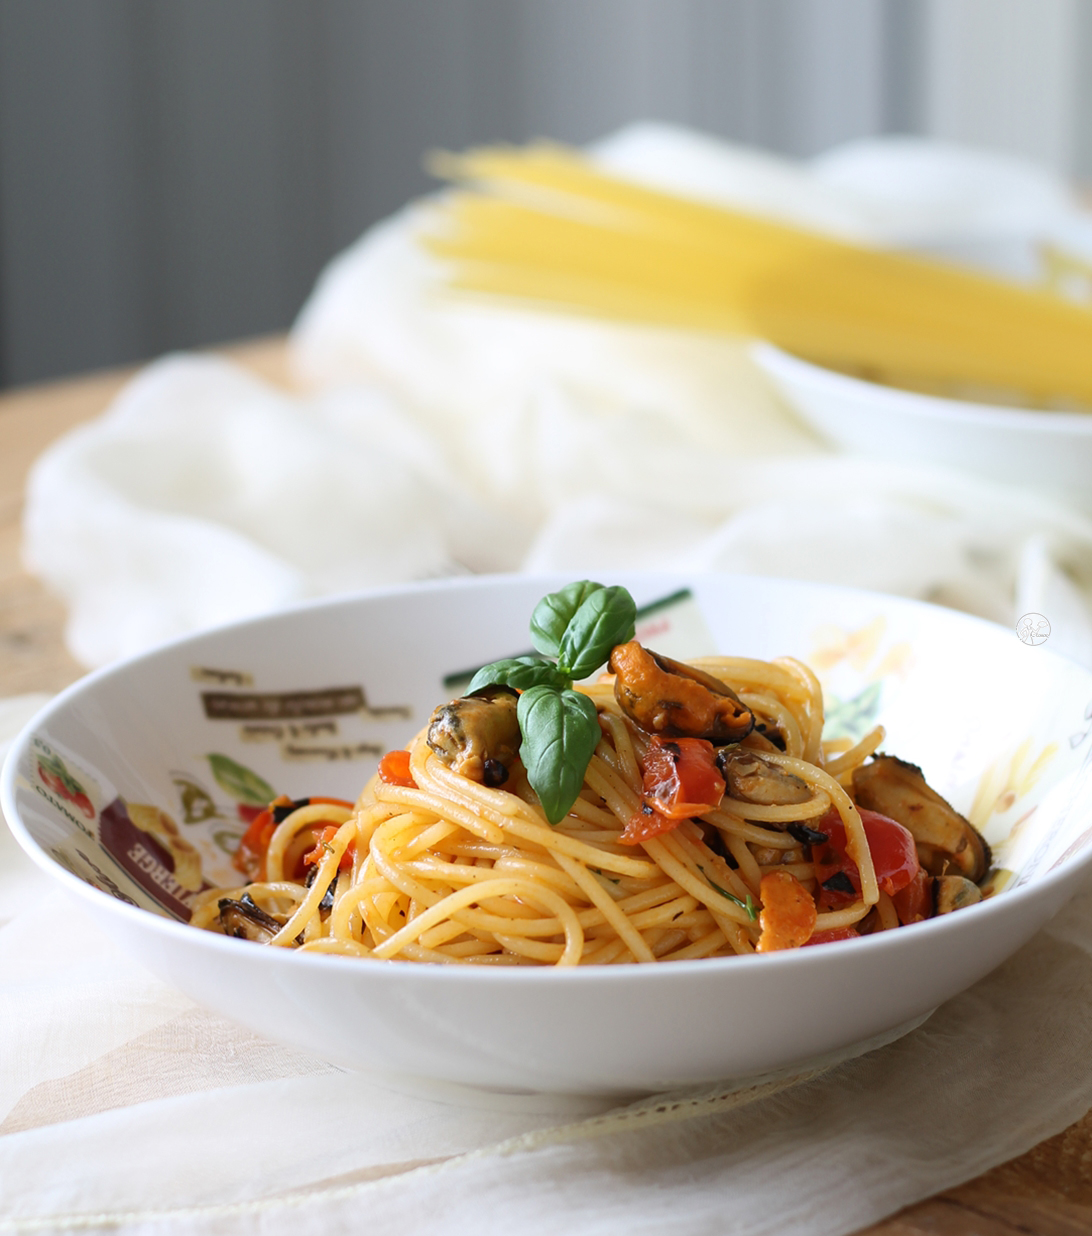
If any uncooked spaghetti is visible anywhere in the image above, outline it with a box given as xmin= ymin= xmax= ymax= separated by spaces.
xmin=423 ymin=142 xmax=1092 ymax=407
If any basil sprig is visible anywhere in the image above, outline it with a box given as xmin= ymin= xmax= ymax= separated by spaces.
xmin=465 ymin=655 xmax=561 ymax=692
xmin=468 ymin=581 xmax=637 ymax=824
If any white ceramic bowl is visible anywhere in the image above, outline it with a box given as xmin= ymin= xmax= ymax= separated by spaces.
xmin=5 ymin=574 xmax=1092 ymax=1096
xmin=752 ymin=342 xmax=1092 ymax=514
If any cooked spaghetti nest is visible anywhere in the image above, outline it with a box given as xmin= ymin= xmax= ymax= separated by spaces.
xmin=195 ymin=654 xmax=887 ymax=965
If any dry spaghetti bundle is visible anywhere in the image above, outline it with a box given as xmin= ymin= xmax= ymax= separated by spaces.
xmin=422 ymin=143 xmax=1092 ymax=406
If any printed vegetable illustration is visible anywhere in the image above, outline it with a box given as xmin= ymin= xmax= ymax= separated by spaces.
xmin=206 ymin=753 xmax=277 ymax=824
xmin=37 ymin=752 xmax=95 ymax=819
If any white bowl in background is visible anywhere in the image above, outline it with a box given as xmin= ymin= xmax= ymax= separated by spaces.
xmin=4 ymin=573 xmax=1092 ymax=1095
xmin=752 ymin=342 xmax=1092 ymax=514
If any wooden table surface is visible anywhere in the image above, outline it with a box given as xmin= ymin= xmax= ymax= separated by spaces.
xmin=2 ymin=339 xmax=1092 ymax=1235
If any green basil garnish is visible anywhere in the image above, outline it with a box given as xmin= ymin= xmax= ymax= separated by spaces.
xmin=467 ymin=655 xmax=566 ymax=695
xmin=530 ymin=581 xmax=605 ymax=660
xmin=517 ymin=685 xmax=601 ymax=826
xmin=556 ymin=585 xmax=636 ymax=679
xmin=473 ymin=581 xmax=637 ymax=825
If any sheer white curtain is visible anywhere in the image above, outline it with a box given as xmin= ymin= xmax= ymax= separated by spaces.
xmin=922 ymin=0 xmax=1084 ymax=173
xmin=0 ymin=0 xmax=1086 ymax=386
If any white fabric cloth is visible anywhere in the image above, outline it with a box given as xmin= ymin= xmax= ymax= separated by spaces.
xmin=21 ymin=124 xmax=1092 ymax=669
xmin=20 ymin=360 xmax=511 ymax=668
xmin=4 ymin=743 xmax=1092 ymax=1234
xmin=26 ymin=342 xmax=1092 ymax=668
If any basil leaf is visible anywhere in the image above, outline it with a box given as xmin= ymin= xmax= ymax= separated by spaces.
xmin=207 ymin=753 xmax=275 ymax=806
xmin=529 ymin=581 xmax=605 ymax=659
xmin=517 ymin=685 xmax=601 ymax=825
xmin=467 ymin=656 xmax=567 ymax=695
xmin=557 ymin=585 xmax=637 ymax=679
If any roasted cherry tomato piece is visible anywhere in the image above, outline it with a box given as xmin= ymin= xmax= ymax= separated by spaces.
xmin=640 ymin=736 xmax=725 ymax=821
xmin=620 ymin=805 xmax=681 ymax=845
xmin=891 ymin=868 xmax=934 ymax=925
xmin=811 ymin=806 xmax=920 ymax=910
xmin=862 ymin=811 xmax=920 ymax=897
xmin=303 ymin=823 xmax=356 ymax=872
xmin=813 ymin=836 xmax=857 ymax=909
xmin=232 ymin=812 xmax=275 ymax=881
xmin=378 ymin=749 xmax=417 ymax=788
xmin=232 ymin=794 xmax=354 ymax=881
xmin=756 ymin=870 xmax=818 ymax=952
xmin=802 ymin=927 xmax=859 ymax=947
xmin=232 ymin=795 xmax=293 ymax=880
xmin=621 ymin=736 xmax=726 ymax=845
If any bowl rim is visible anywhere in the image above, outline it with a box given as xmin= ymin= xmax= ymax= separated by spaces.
xmin=5 ymin=570 xmax=1092 ymax=986
xmin=752 ymin=340 xmax=1092 ymax=435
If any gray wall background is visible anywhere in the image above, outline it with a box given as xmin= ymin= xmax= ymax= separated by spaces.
xmin=0 ymin=0 xmax=1088 ymax=388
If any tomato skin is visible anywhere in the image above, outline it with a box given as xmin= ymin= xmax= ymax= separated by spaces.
xmin=233 ymin=800 xmax=282 ymax=880
xmin=236 ymin=803 xmax=266 ymax=825
xmin=621 ymin=737 xmax=725 ymax=845
xmin=803 ymin=927 xmax=859 ymax=947
xmin=378 ymin=749 xmax=416 ymax=788
xmin=303 ymin=824 xmax=356 ymax=871
xmin=756 ymin=870 xmax=817 ymax=952
xmin=620 ymin=805 xmax=682 ymax=845
xmin=891 ymin=868 xmax=934 ymax=925
xmin=812 ymin=806 xmax=920 ymax=910
xmin=640 ymin=737 xmax=725 ymax=820
xmin=233 ymin=795 xmax=357 ymax=880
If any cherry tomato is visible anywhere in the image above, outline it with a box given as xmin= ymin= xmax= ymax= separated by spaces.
xmin=303 ymin=824 xmax=356 ymax=871
xmin=378 ymin=749 xmax=417 ymax=788
xmin=891 ymin=868 xmax=933 ymax=925
xmin=802 ymin=927 xmax=859 ymax=947
xmin=756 ymin=870 xmax=817 ymax=952
xmin=640 ymin=736 xmax=725 ymax=820
xmin=811 ymin=806 xmax=920 ymax=911
xmin=232 ymin=797 xmax=287 ymax=880
xmin=620 ymin=804 xmax=682 ymax=845
xmin=38 ymin=767 xmax=63 ymax=796
xmin=620 ymin=736 xmax=726 ymax=845
xmin=231 ymin=794 xmax=354 ymax=881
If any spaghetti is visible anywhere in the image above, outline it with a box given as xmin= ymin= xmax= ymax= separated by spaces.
xmin=196 ymin=584 xmax=991 ymax=963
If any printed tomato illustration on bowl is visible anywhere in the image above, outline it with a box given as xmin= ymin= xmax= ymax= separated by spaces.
xmin=36 ymin=751 xmax=95 ymax=819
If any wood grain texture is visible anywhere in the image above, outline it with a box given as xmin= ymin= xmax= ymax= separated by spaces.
xmin=858 ymin=1106 xmax=1092 ymax=1234
xmin=2 ymin=337 xmax=1090 ymax=1234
